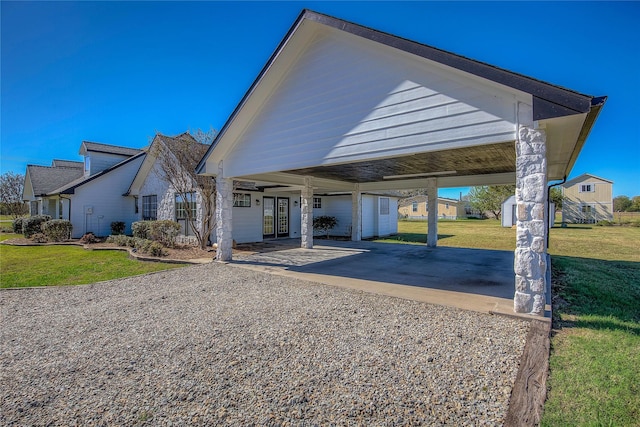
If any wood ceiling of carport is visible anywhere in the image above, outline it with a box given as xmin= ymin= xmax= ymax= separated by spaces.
xmin=284 ymin=141 xmax=516 ymax=183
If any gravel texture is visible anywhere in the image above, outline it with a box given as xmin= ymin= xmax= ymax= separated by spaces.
xmin=1 ymin=263 xmax=529 ymax=426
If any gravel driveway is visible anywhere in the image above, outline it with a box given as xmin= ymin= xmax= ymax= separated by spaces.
xmin=1 ymin=263 xmax=529 ymax=426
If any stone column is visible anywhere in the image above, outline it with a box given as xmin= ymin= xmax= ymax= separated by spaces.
xmin=426 ymin=177 xmax=438 ymax=247
xmin=215 ymin=162 xmax=233 ymax=262
xmin=301 ymin=176 xmax=313 ymax=249
xmin=351 ymin=183 xmax=362 ymax=241
xmin=514 ymin=126 xmax=548 ymax=315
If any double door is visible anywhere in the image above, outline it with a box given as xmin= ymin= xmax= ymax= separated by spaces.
xmin=263 ymin=197 xmax=289 ymax=238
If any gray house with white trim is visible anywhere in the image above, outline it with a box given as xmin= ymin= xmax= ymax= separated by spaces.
xmin=196 ymin=10 xmax=605 ymax=315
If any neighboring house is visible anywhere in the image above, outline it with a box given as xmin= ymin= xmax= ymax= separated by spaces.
xmin=398 ymin=196 xmax=459 ymax=220
xmin=22 ymin=141 xmax=144 ymax=237
xmin=562 ymin=173 xmax=613 ymax=223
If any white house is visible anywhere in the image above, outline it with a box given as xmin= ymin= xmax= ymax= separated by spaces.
xmin=562 ymin=173 xmax=613 ymax=223
xmin=23 ymin=141 xmax=145 ymax=237
xmin=195 ymin=10 xmax=605 ymax=316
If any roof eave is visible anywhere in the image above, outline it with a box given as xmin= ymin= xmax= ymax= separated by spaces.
xmin=562 ymin=96 xmax=607 ymax=179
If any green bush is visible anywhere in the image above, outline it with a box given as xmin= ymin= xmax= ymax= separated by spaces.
xmin=12 ymin=218 xmax=24 ymax=234
xmin=111 ymin=221 xmax=126 ymax=235
xmin=22 ymin=215 xmax=51 ymax=238
xmin=313 ymin=215 xmax=338 ymax=238
xmin=41 ymin=219 xmax=73 ymax=242
xmin=106 ymin=234 xmax=132 ymax=246
xmin=596 ymin=220 xmax=614 ymax=226
xmin=31 ymin=233 xmax=48 ymax=243
xmin=148 ymin=220 xmax=181 ymax=247
xmin=132 ymin=221 xmax=152 ymax=239
xmin=146 ymin=241 xmax=168 ymax=257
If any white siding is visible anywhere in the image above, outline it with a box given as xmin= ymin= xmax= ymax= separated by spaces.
xmin=88 ymin=152 xmax=132 ymax=176
xmin=322 ymin=196 xmax=352 ymax=237
xmin=224 ymin=31 xmax=521 ymax=178
xmin=361 ymin=195 xmax=375 ymax=239
xmin=69 ymin=156 xmax=144 ymax=237
xmin=231 ymin=191 xmax=263 ymax=244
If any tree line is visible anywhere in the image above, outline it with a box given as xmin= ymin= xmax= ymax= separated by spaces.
xmin=613 ymin=195 xmax=640 ymax=212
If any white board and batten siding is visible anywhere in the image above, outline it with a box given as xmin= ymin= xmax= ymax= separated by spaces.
xmin=223 ymin=29 xmax=529 ymax=178
xmin=86 ymin=152 xmax=133 ymax=176
xmin=68 ymin=156 xmax=144 ymax=238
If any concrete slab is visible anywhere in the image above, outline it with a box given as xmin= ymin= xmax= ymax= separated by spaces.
xmin=232 ymin=239 xmax=550 ymax=321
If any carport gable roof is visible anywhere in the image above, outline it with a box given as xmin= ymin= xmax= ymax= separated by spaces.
xmin=25 ymin=164 xmax=85 ymax=197
xmin=196 ymin=9 xmax=605 ymax=184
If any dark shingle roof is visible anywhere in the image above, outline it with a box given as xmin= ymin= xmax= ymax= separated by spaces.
xmin=51 ymin=159 xmax=83 ymax=168
xmin=26 ymin=165 xmax=85 ymax=196
xmin=82 ymin=141 xmax=142 ymax=157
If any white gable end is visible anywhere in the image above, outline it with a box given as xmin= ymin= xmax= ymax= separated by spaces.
xmin=223 ymin=29 xmax=529 ymax=178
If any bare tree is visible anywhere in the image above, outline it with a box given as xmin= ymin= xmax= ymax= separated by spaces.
xmin=151 ymin=131 xmax=217 ymax=249
xmin=0 ymin=172 xmax=28 ymax=218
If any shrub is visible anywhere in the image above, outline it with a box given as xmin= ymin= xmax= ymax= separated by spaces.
xmin=22 ymin=215 xmax=51 ymax=238
xmin=313 ymin=215 xmax=338 ymax=238
xmin=132 ymin=221 xmax=152 ymax=239
xmin=31 ymin=233 xmax=48 ymax=243
xmin=41 ymin=219 xmax=73 ymax=242
xmin=596 ymin=220 xmax=614 ymax=226
xmin=111 ymin=221 xmax=126 ymax=235
xmin=80 ymin=232 xmax=99 ymax=244
xmin=12 ymin=218 xmax=24 ymax=234
xmin=146 ymin=241 xmax=168 ymax=257
xmin=106 ymin=234 xmax=133 ymax=246
xmin=148 ymin=220 xmax=181 ymax=247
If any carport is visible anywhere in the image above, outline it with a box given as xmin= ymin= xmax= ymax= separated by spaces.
xmin=196 ymin=10 xmax=605 ymax=316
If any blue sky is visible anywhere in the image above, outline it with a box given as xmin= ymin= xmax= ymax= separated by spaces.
xmin=2 ymin=1 xmax=638 ymax=199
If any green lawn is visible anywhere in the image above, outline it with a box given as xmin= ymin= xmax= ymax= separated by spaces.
xmin=378 ymin=220 xmax=640 ymax=426
xmin=0 ymin=234 xmax=183 ymax=288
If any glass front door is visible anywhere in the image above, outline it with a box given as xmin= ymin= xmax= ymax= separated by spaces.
xmin=263 ymin=197 xmax=289 ymax=239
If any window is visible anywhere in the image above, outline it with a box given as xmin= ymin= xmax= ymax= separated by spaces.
xmin=30 ymin=201 xmax=38 ymax=215
xmin=84 ymin=156 xmax=90 ymax=175
xmin=313 ymin=197 xmax=322 ymax=209
xmin=580 ymin=184 xmax=594 ymax=193
xmin=412 ymin=201 xmax=418 ymax=212
xmin=380 ymin=198 xmax=390 ymax=215
xmin=142 ymin=195 xmax=157 ymax=220
xmin=445 ymin=203 xmax=450 ymax=209
xmin=133 ymin=196 xmax=139 ymax=214
xmin=233 ymin=193 xmax=251 ymax=207
xmin=175 ymin=192 xmax=197 ymax=220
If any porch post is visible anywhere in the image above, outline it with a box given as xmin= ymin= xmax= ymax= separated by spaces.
xmin=301 ymin=176 xmax=313 ymax=249
xmin=215 ymin=161 xmax=233 ymax=261
xmin=351 ymin=183 xmax=362 ymax=241
xmin=514 ymin=125 xmax=548 ymax=315
xmin=426 ymin=177 xmax=438 ymax=247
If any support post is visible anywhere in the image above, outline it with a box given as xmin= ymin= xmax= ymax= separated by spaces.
xmin=426 ymin=177 xmax=438 ymax=247
xmin=301 ymin=176 xmax=313 ymax=249
xmin=351 ymin=183 xmax=362 ymax=241
xmin=215 ymin=162 xmax=233 ymax=261
xmin=514 ymin=126 xmax=548 ymax=315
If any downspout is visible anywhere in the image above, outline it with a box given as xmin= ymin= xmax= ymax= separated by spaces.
xmin=547 ymin=177 xmax=567 ymax=249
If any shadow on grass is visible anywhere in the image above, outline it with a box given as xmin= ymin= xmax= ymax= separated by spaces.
xmin=552 ymin=255 xmax=640 ymax=329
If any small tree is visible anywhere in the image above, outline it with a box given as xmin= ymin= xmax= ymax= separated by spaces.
xmin=0 ymin=172 xmax=28 ymax=219
xmin=468 ymin=185 xmax=516 ymax=220
xmin=313 ymin=216 xmax=338 ymax=239
xmin=549 ymin=187 xmax=564 ymax=212
xmin=613 ymin=195 xmax=632 ymax=212
xmin=151 ymin=131 xmax=217 ymax=250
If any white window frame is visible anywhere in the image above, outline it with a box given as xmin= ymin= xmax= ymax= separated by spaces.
xmin=313 ymin=197 xmax=322 ymax=209
xmin=233 ymin=193 xmax=251 ymax=207
xmin=380 ymin=198 xmax=390 ymax=215
xmin=412 ymin=201 xmax=418 ymax=212
xmin=175 ymin=192 xmax=197 ymax=220
xmin=142 ymin=195 xmax=157 ymax=220
xmin=579 ymin=183 xmax=595 ymax=193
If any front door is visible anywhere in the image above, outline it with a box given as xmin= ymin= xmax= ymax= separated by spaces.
xmin=277 ymin=197 xmax=289 ymax=238
xmin=263 ymin=197 xmax=289 ymax=239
